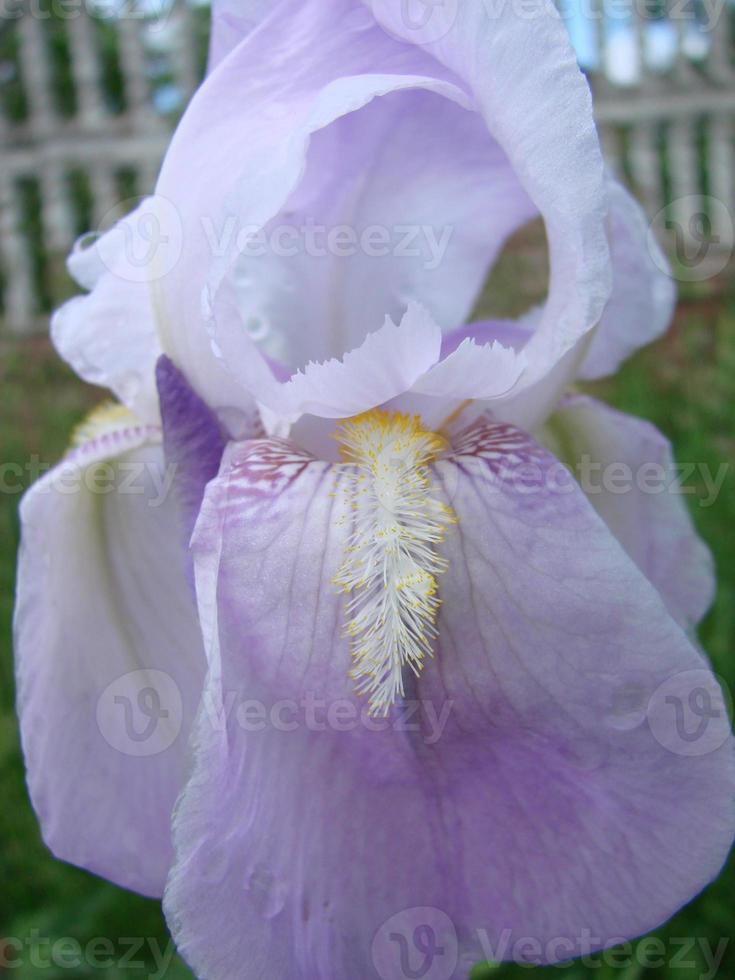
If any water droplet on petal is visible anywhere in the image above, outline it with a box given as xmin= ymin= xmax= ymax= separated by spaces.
xmin=246 ymin=314 xmax=270 ymax=341
xmin=245 ymin=866 xmax=286 ymax=919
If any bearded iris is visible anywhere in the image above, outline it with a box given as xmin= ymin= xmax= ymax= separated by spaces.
xmin=14 ymin=0 xmax=734 ymax=977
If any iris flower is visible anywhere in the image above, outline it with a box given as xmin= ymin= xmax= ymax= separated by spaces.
xmin=15 ymin=0 xmax=733 ymax=977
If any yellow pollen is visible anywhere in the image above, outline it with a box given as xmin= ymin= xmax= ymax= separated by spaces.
xmin=69 ymin=401 xmax=138 ymax=449
xmin=333 ymin=409 xmax=456 ymax=716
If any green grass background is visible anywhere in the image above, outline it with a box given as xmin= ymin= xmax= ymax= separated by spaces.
xmin=0 ymin=283 xmax=733 ymax=978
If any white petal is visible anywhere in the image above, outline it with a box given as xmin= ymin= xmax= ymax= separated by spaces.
xmin=15 ymin=422 xmax=206 ymax=895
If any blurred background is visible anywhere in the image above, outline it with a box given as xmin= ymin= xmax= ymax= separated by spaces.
xmin=1 ymin=2 xmax=733 ymax=978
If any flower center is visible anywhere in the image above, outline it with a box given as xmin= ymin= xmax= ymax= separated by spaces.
xmin=334 ymin=409 xmax=456 ymax=716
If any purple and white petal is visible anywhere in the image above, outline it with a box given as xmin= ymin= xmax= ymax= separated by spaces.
xmin=543 ymin=394 xmax=714 ymax=628
xmin=164 ymin=436 xmax=443 ymax=979
xmin=423 ymin=418 xmax=732 ymax=964
xmin=207 ymin=0 xmax=271 ymax=72
xmin=156 ymin=0 xmax=471 ymax=418
xmin=364 ymin=0 xmax=611 ymax=398
xmin=15 ymin=420 xmax=206 ymax=896
xmin=155 ymin=0 xmax=607 ymax=422
xmin=580 ymin=178 xmax=676 ymax=380
xmin=163 ymin=418 xmax=733 ymax=978
xmin=218 ymin=87 xmax=536 ymax=375
xmin=52 ymin=205 xmax=164 ymax=425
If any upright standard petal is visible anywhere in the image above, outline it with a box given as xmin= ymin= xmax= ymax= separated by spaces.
xmin=207 ymin=0 xmax=271 ymax=72
xmin=215 ymin=87 xmax=536 ymax=373
xmin=542 ymin=394 xmax=715 ymax=629
xmin=365 ymin=0 xmax=612 ymax=395
xmin=155 ymin=0 xmax=604 ymax=423
xmin=15 ymin=416 xmax=206 ymax=896
xmin=156 ymin=0 xmax=475 ymax=416
xmin=164 ymin=418 xmax=733 ymax=979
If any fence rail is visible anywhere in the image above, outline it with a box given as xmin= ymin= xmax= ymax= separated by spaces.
xmin=1 ymin=1 xmax=734 ymax=336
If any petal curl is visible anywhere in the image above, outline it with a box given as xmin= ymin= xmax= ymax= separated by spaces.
xmin=282 ymin=303 xmax=443 ymax=418
xmin=542 ymin=394 xmax=714 ymax=628
xmin=410 ymin=315 xmax=528 ymax=407
xmin=15 ymin=421 xmax=206 ymax=896
xmin=208 ymin=301 xmax=443 ymax=421
xmin=163 ymin=419 xmax=733 ymax=978
xmin=364 ymin=0 xmax=612 ymax=398
xmin=580 ymin=178 xmax=676 ymax=380
xmin=52 ymin=206 xmax=163 ymax=425
xmin=404 ymin=310 xmax=567 ymax=433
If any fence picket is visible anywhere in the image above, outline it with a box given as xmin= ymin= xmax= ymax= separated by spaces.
xmin=0 ymin=172 xmax=38 ymax=334
xmin=17 ymin=14 xmax=56 ymax=135
xmin=116 ymin=16 xmax=154 ymax=127
xmin=628 ymin=121 xmax=665 ymax=216
xmin=66 ymin=11 xmax=106 ymax=126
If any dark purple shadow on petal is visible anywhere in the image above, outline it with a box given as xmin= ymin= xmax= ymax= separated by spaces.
xmin=156 ymin=355 xmax=227 ymax=574
xmin=440 ymin=318 xmax=533 ymax=358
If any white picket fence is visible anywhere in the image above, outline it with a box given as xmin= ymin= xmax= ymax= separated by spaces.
xmin=0 ymin=1 xmax=202 ymax=334
xmin=586 ymin=2 xmax=735 ymax=282
xmin=0 ymin=1 xmax=734 ymax=335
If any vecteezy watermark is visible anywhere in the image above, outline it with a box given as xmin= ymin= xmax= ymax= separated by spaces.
xmin=201 ymin=217 xmax=455 ymax=272
xmin=372 ymin=913 xmax=729 ymax=980
xmin=372 ymin=907 xmax=459 ymax=980
xmin=365 ymin=0 xmax=460 ymax=44
xmin=571 ymin=456 xmax=729 ymax=508
xmin=0 ymin=455 xmax=178 ymax=506
xmin=0 ymin=931 xmax=174 ymax=977
xmin=437 ymin=454 xmax=730 ymax=509
xmin=1 ymin=454 xmax=728 ymax=509
xmin=88 ymin=194 xmax=183 ymax=284
xmin=96 ymin=669 xmax=184 ymax=757
xmin=93 ymin=667 xmax=734 ymax=759
xmin=474 ymin=929 xmax=730 ymax=977
xmin=367 ymin=0 xmax=727 ymax=41
xmin=201 ymin=691 xmax=454 ymax=745
xmin=88 ymin=200 xmax=456 ymax=281
xmin=649 ymin=196 xmax=734 ymax=283
xmin=647 ymin=669 xmax=733 ymax=758
xmin=558 ymin=0 xmax=727 ymax=28
xmin=95 ymin=672 xmax=455 ymax=753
